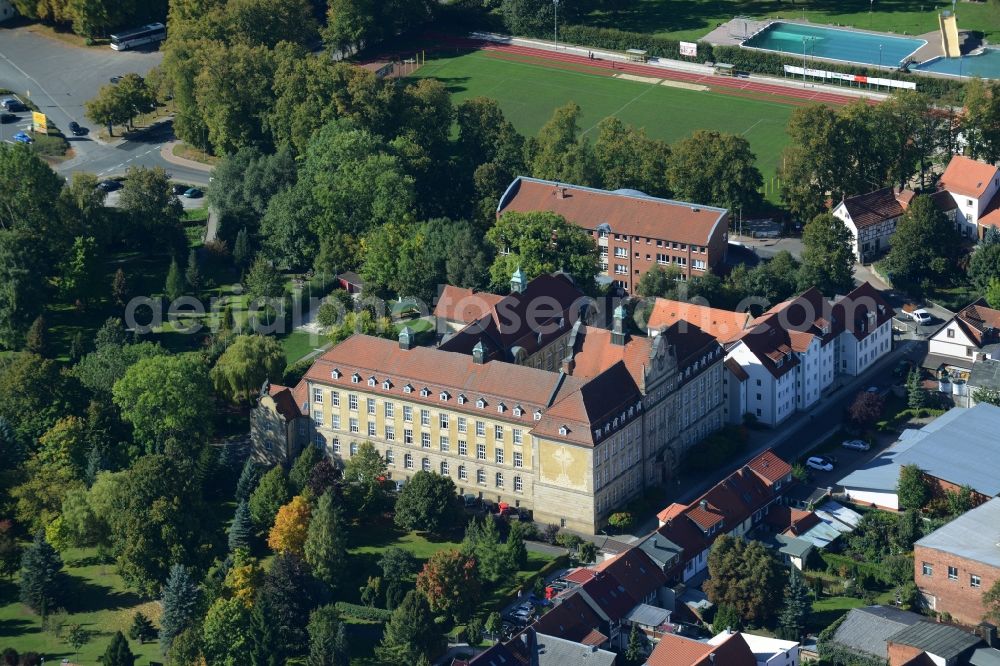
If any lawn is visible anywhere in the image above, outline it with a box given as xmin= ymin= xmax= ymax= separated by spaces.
xmin=580 ymin=0 xmax=1000 ymax=43
xmin=281 ymin=329 xmax=328 ymax=364
xmin=0 ymin=548 xmax=160 ymax=663
xmin=414 ymin=49 xmax=794 ymax=192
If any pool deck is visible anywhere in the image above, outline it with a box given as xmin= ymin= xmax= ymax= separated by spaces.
xmin=703 ymin=18 xmax=945 ymax=69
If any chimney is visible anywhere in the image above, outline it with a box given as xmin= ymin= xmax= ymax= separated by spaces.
xmin=472 ymin=340 xmax=486 ymax=365
xmin=398 ymin=326 xmax=414 ymax=351
xmin=611 ymin=303 xmax=627 ymax=346
xmin=561 ymin=355 xmax=575 ymax=375
xmin=977 ymin=622 xmax=998 ymax=648
xmin=556 ymin=186 xmax=567 ymax=199
xmin=699 ymin=499 xmax=708 ymax=510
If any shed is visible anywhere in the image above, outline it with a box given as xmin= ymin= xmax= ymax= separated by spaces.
xmin=336 ymin=271 xmax=364 ymax=294
xmin=625 ymin=48 xmax=647 ymax=62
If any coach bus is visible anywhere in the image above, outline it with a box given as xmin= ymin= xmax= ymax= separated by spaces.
xmin=110 ymin=23 xmax=166 ymax=51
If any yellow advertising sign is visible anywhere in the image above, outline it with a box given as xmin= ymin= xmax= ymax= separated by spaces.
xmin=31 ymin=111 xmax=47 ymax=134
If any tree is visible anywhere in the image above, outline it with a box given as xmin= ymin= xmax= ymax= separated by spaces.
xmin=234 ymin=227 xmax=251 ymax=271
xmin=505 ymin=520 xmax=529 ymax=571
xmin=624 ymin=624 xmax=643 ymax=664
xmin=289 ymin=444 xmax=322 ymax=495
xmin=984 ymin=578 xmax=1000 ymax=624
xmin=184 ymin=249 xmax=202 ymax=291
xmin=307 ymin=457 xmax=341 ymax=499
xmin=202 ymin=597 xmax=253 ymax=666
xmin=268 ymin=495 xmax=312 ymax=555
xmin=116 ymin=166 xmax=184 ymax=253
xmin=112 ymin=353 xmax=213 ymax=455
xmin=24 ymin=316 xmax=50 ymax=357
xmin=229 ymin=499 xmax=255 ymax=552
xmin=165 ymin=257 xmax=185 ymax=300
xmin=61 ymin=236 xmax=103 ymax=309
xmin=778 ymin=104 xmax=852 ymax=221
xmin=703 ymin=535 xmax=782 ymax=626
xmin=668 ymin=130 xmax=762 ymax=213
xmin=19 ymin=531 xmax=64 ymax=616
xmin=967 ymin=238 xmax=1000 ymax=292
xmin=713 ymin=603 xmax=742 ymax=632
xmin=499 ymin=0 xmax=555 ymax=36
xmin=945 ymin=484 xmax=975 ymax=517
xmin=0 ymin=229 xmax=49 ymax=349
xmin=102 ymin=631 xmax=136 ymax=666
xmin=342 ymin=441 xmax=388 ymax=515
xmin=487 ymin=210 xmax=599 ymax=293
xmin=128 ymin=611 xmax=156 ymax=643
xmin=377 ymin=590 xmax=441 ymax=664
xmin=0 ymin=520 xmax=21 ymax=579
xmin=578 ymin=541 xmax=598 ymax=565
xmin=636 ymin=264 xmax=682 ymax=299
xmin=985 ymin=277 xmax=1000 ymax=310
xmin=211 ymin=334 xmax=286 ymax=405
xmin=777 ymin=568 xmax=810 ymax=641
xmin=84 ymin=74 xmax=155 ymax=134
xmin=250 ymin=466 xmax=292 ymax=531
xmin=304 ymin=491 xmax=348 ymax=592
xmin=394 ymin=471 xmax=460 ymax=534
xmin=307 ymin=604 xmax=348 ymax=666
xmin=485 ymin=612 xmax=503 ymax=643
xmin=882 ymin=195 xmax=960 ymax=296
xmin=159 ymin=563 xmax=200 ymax=653
xmin=962 ymin=79 xmax=1000 ymax=163
xmin=236 ymin=458 xmax=262 ymax=503
xmin=798 ymin=213 xmax=855 ymax=295
xmin=897 ymin=464 xmax=931 ymax=511
xmin=529 ymin=102 xmax=599 ymax=187
xmin=973 ymin=386 xmax=1000 ymax=407
xmin=594 ymin=116 xmax=671 ymax=197
xmin=244 ymin=256 xmax=284 ymax=302
xmin=848 ymin=391 xmax=885 ymax=428
xmin=906 ymin=369 xmax=929 ymax=410
xmin=608 ymin=512 xmax=634 ymax=532
xmin=380 ymin=546 xmax=417 ymax=610
xmin=463 ymin=516 xmax=508 ymax=583
xmin=257 ymin=554 xmax=320 ymax=660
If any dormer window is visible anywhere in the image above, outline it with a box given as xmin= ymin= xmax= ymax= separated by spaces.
xmin=458 ymin=394 xmax=466 ymax=405
xmin=776 ymin=357 xmax=784 ymax=368
xmin=420 ymin=387 xmax=430 ymax=397
xmin=604 ymin=423 xmax=611 ymax=434
xmin=513 ymin=405 xmax=523 ymax=417
xmin=382 ymin=380 xmax=392 ymax=390
xmin=477 ymin=398 xmax=486 ymax=408
xmin=403 ymin=384 xmax=413 ymax=394
xmin=628 ymin=406 xmax=634 ymax=417
xmin=594 ymin=430 xmax=601 ymax=441
xmin=439 ymin=391 xmax=450 ymax=401
xmin=820 ymin=324 xmax=830 ymax=335
xmin=497 ymin=403 xmax=506 ymax=413
xmin=559 ymin=425 xmax=569 ymax=436
xmin=351 ymin=373 xmax=361 ymax=383
xmin=368 ymin=377 xmax=377 ymax=387
xmin=331 ymin=369 xmax=341 ymax=379
xmin=613 ymin=417 xmax=619 ymax=428
xmin=533 ymin=410 xmax=542 ymax=421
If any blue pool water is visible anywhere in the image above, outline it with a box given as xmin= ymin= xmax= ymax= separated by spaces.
xmin=914 ymin=49 xmax=1000 ymax=79
xmin=743 ymin=22 xmax=926 ymax=68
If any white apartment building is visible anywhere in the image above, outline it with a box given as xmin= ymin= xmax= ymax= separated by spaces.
xmin=939 ymin=155 xmax=1000 ymax=238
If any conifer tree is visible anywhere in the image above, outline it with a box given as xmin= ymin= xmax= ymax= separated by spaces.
xmin=624 ymin=623 xmax=643 ymax=664
xmin=304 ymin=491 xmax=348 ymax=592
xmin=377 ymin=590 xmax=441 ymax=664
xmin=229 ymin=499 xmax=254 ymax=552
xmin=165 ymin=257 xmax=185 ymax=300
xmin=185 ymin=249 xmax=201 ymax=291
xmin=777 ymin=568 xmax=810 ymax=641
xmin=235 ymin=458 xmax=261 ymax=503
xmin=159 ymin=564 xmax=200 ymax=653
xmin=112 ymin=268 xmax=130 ymax=307
xmin=128 ymin=611 xmax=156 ymax=643
xmin=24 ymin=316 xmax=49 ymax=356
xmin=103 ymin=631 xmax=136 ymax=666
xmin=19 ymin=531 xmax=63 ymax=616
xmin=234 ymin=228 xmax=250 ymax=271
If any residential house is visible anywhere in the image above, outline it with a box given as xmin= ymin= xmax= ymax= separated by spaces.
xmin=645 ymin=631 xmax=757 ymax=666
xmin=708 ymin=630 xmax=800 ymax=666
xmin=433 ymin=285 xmax=504 ymax=334
xmin=645 ymin=298 xmax=753 ymax=341
xmin=887 ymin=622 xmax=986 ymax=665
xmin=928 ymin=299 xmax=1000 ymax=370
xmin=470 ymin=628 xmax=618 ymax=666
xmin=639 ymin=450 xmax=793 ymax=583
xmin=840 ymin=404 xmax=1000 ymax=510
xmin=832 ymin=186 xmax=916 ymax=262
xmin=823 ymin=606 xmax=925 ymax=663
xmin=914 ymin=498 xmax=1000 ymax=626
xmin=833 ymin=281 xmax=896 ymax=377
xmin=939 ymin=155 xmax=1000 ymax=238
xmin=496 ymin=176 xmax=729 ymax=291
xmin=531 ymin=589 xmax=610 ymax=648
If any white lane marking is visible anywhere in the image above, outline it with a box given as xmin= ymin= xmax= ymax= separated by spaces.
xmin=0 ymin=49 xmax=75 ymax=122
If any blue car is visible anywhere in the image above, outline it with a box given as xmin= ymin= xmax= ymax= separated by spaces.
xmin=12 ymin=131 xmax=33 ymax=144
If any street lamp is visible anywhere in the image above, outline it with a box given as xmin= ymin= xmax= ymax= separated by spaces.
xmin=553 ymin=0 xmax=560 ymax=48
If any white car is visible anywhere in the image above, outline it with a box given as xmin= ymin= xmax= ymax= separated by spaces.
xmin=805 ymin=456 xmax=834 ymax=472
xmin=842 ymin=439 xmax=871 ymax=451
xmin=909 ymin=309 xmax=932 ymax=325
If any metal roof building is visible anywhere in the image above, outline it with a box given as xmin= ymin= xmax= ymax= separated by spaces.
xmin=915 ymin=497 xmax=1000 ymax=569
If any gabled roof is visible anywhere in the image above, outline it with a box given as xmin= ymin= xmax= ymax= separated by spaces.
xmin=953 ymin=299 xmax=1000 ymax=348
xmin=830 ymin=606 xmax=924 ymax=659
xmin=658 ymin=320 xmax=724 ymax=380
xmin=839 ymin=187 xmax=914 ymax=228
xmin=267 ymin=383 xmax=304 ymax=421
xmin=940 ymin=155 xmax=1000 ymax=199
xmin=591 ymin=546 xmax=668 ymax=602
xmin=497 ymin=176 xmax=728 ymax=246
xmin=578 ymin=570 xmax=640 ymax=622
xmin=980 ymin=189 xmax=1000 ymax=230
xmin=433 ymin=285 xmax=504 ymax=325
xmin=566 ymin=325 xmax=653 ymax=386
xmin=502 ymin=630 xmax=617 ymax=666
xmin=833 ymin=281 xmax=896 ymax=341
xmin=887 ymin=621 xmax=983 ymax=660
xmin=647 ymin=298 xmax=753 ymax=341
xmin=724 ymin=357 xmax=749 ymax=381
xmin=746 ymin=449 xmax=793 ymax=485
xmin=646 ymin=631 xmax=756 ymax=666
xmin=530 ymin=590 xmax=606 ymax=644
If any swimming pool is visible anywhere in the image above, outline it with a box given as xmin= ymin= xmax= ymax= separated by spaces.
xmin=914 ymin=49 xmax=1000 ymax=79
xmin=743 ymin=22 xmax=926 ymax=68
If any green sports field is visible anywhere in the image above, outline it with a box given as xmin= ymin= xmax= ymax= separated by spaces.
xmin=415 ymin=50 xmax=795 ymax=195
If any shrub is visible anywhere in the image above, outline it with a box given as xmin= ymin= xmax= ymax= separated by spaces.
xmin=334 ymin=602 xmax=392 ymax=622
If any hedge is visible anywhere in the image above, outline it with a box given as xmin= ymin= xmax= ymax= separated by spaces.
xmin=488 ymin=554 xmax=569 ymax=613
xmin=334 ymin=602 xmax=393 ymax=622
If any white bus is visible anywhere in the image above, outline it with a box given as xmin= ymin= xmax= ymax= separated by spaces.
xmin=110 ymin=23 xmax=166 ymax=51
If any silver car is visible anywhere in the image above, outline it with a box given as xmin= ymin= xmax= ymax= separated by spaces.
xmin=842 ymin=439 xmax=870 ymax=451
xmin=805 ymin=456 xmax=834 ymax=472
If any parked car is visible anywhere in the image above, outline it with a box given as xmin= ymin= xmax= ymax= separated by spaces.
xmin=906 ymin=308 xmax=932 ymax=325
xmin=171 ymin=183 xmax=188 ymax=195
xmin=1 ymin=98 xmax=26 ymax=112
xmin=0 ymin=113 xmax=15 ymax=123
xmin=842 ymin=439 xmax=870 ymax=451
xmin=866 ymin=386 xmax=880 ymax=393
xmin=68 ymin=121 xmax=85 ymax=136
xmin=183 ymin=187 xmax=203 ymax=198
xmin=97 ymin=179 xmax=122 ymax=192
xmin=805 ymin=456 xmax=834 ymax=472
xmin=109 ymin=75 xmax=123 ymax=84
xmin=12 ymin=131 xmax=33 ymax=144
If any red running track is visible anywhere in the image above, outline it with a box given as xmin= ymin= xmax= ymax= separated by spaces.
xmin=437 ymin=35 xmax=877 ymax=107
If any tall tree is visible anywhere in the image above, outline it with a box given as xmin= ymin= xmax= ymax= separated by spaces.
xmin=703 ymin=535 xmax=782 ymax=626
xmin=342 ymin=441 xmax=388 ymax=516
xmin=393 ymin=471 xmax=461 ymax=534
xmin=19 ymin=531 xmax=64 ymax=616
xmin=779 ymin=104 xmax=850 ymax=221
xmin=380 ymin=547 xmax=416 ymax=611
xmin=244 ymin=256 xmax=284 ymax=302
xmin=236 ymin=458 xmax=262 ymax=503
xmin=0 ymin=230 xmax=49 ymax=349
xmin=487 ymin=211 xmax=599 ymax=293
xmin=416 ymin=549 xmax=480 ymax=621
xmin=102 ymin=631 xmax=136 ymax=666
xmin=304 ymin=491 xmax=348 ymax=592
xmin=897 ymin=464 xmax=930 ymax=511
xmin=668 ymin=130 xmax=762 ymax=213
xmin=268 ymin=495 xmax=312 ymax=556
xmin=462 ymin=516 xmax=508 ymax=583
xmin=594 ymin=116 xmax=671 ymax=197
xmin=377 ymin=590 xmax=441 ymax=665
xmin=211 ymin=334 xmax=286 ymax=405
xmin=529 ymin=102 xmax=599 ymax=187
xmin=906 ymin=368 xmax=929 ymax=409
xmin=159 ymin=564 xmax=200 ymax=653
xmin=201 ymin=597 xmax=253 ymax=666
xmin=249 ymin=466 xmax=291 ymax=530
xmin=984 ymin=579 xmax=1000 ymax=624
xmin=61 ymin=236 xmax=104 ymax=309
xmin=962 ymin=79 xmax=1000 ymax=163
xmin=636 ymin=264 xmax=683 ymax=299
xmin=229 ymin=500 xmax=255 ymax=552
xmin=257 ymin=554 xmax=320 ymax=661
xmin=165 ymin=257 xmax=185 ymax=300
xmin=307 ymin=604 xmax=348 ymax=666
xmin=116 ymin=166 xmax=184 ymax=253
xmin=882 ymin=195 xmax=960 ymax=296
xmin=777 ymin=568 xmax=810 ymax=641
xmin=798 ymin=213 xmax=855 ymax=294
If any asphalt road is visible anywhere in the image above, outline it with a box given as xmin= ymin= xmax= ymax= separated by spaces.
xmin=0 ymin=25 xmax=210 ymax=185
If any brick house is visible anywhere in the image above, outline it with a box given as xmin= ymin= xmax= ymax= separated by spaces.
xmin=496 ymin=176 xmax=729 ymax=292
xmin=914 ymin=497 xmax=1000 ymax=626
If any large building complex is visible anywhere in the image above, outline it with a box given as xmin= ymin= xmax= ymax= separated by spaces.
xmin=253 ymin=273 xmax=725 ymax=533
xmin=497 ymin=177 xmax=729 ymax=292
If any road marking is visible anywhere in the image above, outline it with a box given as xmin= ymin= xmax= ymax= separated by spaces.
xmin=0 ymin=48 xmax=75 ymax=122
xmin=742 ymin=118 xmax=765 ymax=136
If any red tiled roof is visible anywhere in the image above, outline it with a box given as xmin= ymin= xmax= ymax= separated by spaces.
xmin=646 ymin=632 xmax=756 ymax=666
xmin=978 ymin=189 xmax=1000 ymax=230
xmin=433 ymin=286 xmax=504 ymax=325
xmin=579 ymin=628 xmax=608 ymax=647
xmin=563 ymin=568 xmax=597 ymax=584
xmin=592 ymin=547 xmax=668 ymax=603
xmin=765 ymin=505 xmax=821 ymax=536
xmin=498 ymin=177 xmax=729 ymax=246
xmin=657 ymin=502 xmax=687 ymax=524
xmin=647 ymin=299 xmax=752 ymax=342
xmin=579 ymin=571 xmax=639 ymax=622
xmin=267 ymin=383 xmax=303 ymax=421
xmin=746 ymin=449 xmax=793 ymax=485
xmin=955 ymin=299 xmax=1000 ymax=347
xmin=724 ymin=357 xmax=749 ymax=382
xmin=530 ymin=590 xmax=605 ymax=644
xmin=567 ymin=326 xmax=652 ymax=386
xmin=940 ymin=155 xmax=999 ymax=198
xmin=840 ymin=187 xmax=914 ymax=228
